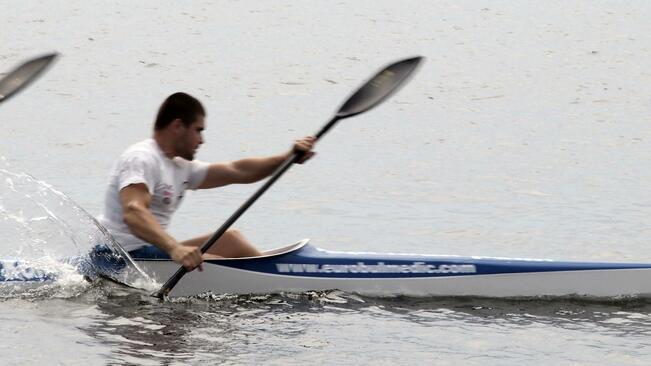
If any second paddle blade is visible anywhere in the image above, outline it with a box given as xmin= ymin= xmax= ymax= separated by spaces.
xmin=0 ymin=53 xmax=58 ymax=104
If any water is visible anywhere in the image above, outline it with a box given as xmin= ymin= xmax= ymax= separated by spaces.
xmin=2 ymin=0 xmax=651 ymax=364
xmin=3 ymin=291 xmax=651 ymax=365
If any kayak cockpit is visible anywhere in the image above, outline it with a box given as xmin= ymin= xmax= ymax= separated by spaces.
xmin=203 ymin=239 xmax=311 ymax=262
xmin=259 ymin=239 xmax=310 ymax=257
xmin=128 ymin=239 xmax=311 ymax=262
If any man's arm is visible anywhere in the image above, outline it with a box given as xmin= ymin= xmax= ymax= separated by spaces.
xmin=197 ymin=136 xmax=316 ymax=189
xmin=120 ymin=183 xmax=203 ymax=271
xmin=197 ymin=154 xmax=287 ymax=189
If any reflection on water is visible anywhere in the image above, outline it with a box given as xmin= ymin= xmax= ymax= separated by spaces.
xmin=71 ymin=286 xmax=651 ymax=365
xmin=2 ymin=281 xmax=650 ymax=364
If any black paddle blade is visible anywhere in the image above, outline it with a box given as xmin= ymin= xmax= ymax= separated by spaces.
xmin=336 ymin=56 xmax=423 ymax=118
xmin=0 ymin=53 xmax=58 ymax=104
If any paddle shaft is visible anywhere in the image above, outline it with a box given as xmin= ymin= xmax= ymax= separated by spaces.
xmin=156 ymin=116 xmax=341 ymax=297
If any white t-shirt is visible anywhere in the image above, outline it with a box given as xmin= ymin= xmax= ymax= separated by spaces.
xmin=98 ymin=138 xmax=209 ymax=251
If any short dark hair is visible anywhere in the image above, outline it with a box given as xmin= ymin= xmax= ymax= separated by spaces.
xmin=154 ymin=92 xmax=205 ymax=130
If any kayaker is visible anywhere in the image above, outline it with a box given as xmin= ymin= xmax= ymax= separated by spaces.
xmin=98 ymin=92 xmax=316 ymax=272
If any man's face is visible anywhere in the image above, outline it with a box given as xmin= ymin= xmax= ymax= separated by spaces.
xmin=176 ymin=115 xmax=205 ymax=160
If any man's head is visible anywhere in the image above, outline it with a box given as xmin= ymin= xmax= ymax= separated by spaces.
xmin=154 ymin=92 xmax=205 ymax=160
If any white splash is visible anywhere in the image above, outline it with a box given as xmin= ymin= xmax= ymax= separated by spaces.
xmin=0 ymin=167 xmax=157 ymax=298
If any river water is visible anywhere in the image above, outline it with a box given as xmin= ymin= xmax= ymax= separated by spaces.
xmin=2 ymin=1 xmax=651 ymax=364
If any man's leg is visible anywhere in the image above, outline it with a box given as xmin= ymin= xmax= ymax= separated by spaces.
xmin=180 ymin=228 xmax=262 ymax=258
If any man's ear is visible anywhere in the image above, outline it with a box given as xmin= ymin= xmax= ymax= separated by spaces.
xmin=170 ymin=118 xmax=184 ymax=132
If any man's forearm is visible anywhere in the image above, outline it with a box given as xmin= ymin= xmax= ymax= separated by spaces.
xmin=231 ymin=151 xmax=291 ymax=183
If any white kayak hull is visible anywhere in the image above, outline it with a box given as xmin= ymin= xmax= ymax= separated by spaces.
xmin=132 ymin=240 xmax=651 ymax=298
xmin=140 ymin=262 xmax=651 ymax=298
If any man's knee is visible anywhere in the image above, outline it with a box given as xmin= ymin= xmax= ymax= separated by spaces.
xmin=224 ymin=228 xmax=244 ymax=240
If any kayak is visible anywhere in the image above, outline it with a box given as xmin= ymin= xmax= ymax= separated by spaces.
xmin=133 ymin=239 xmax=651 ymax=298
xmin=4 ymin=239 xmax=651 ymax=298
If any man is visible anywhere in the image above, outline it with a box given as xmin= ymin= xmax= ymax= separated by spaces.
xmin=98 ymin=92 xmax=315 ymax=272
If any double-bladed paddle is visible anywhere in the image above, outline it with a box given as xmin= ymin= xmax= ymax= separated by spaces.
xmin=0 ymin=53 xmax=58 ymax=105
xmin=155 ymin=56 xmax=424 ymax=298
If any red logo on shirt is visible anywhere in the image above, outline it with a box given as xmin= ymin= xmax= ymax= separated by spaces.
xmin=161 ymin=184 xmax=173 ymax=205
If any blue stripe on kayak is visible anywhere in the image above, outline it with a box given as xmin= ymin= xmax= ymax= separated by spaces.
xmin=128 ymin=245 xmax=170 ymax=260
xmin=0 ymin=261 xmax=54 ymax=282
xmin=0 ymin=246 xmax=127 ymax=283
xmin=132 ymin=244 xmax=651 ymax=278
